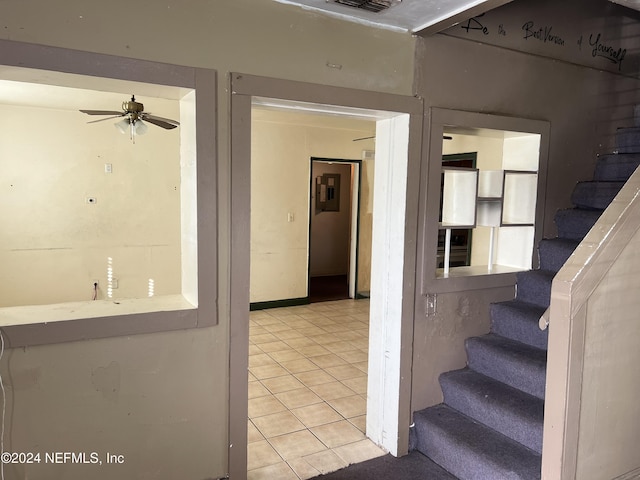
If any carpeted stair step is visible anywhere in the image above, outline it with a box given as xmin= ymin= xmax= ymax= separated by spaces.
xmin=537 ymin=238 xmax=580 ymax=272
xmin=594 ymin=153 xmax=640 ymax=181
xmin=440 ymin=369 xmax=544 ymax=453
xmin=466 ymin=334 xmax=547 ymax=399
xmin=490 ymin=300 xmax=548 ymax=350
xmin=514 ymin=269 xmax=555 ymax=308
xmin=554 ymin=207 xmax=602 ymax=240
xmin=615 ymin=126 xmax=640 ymax=154
xmin=571 ymin=181 xmax=624 ymax=209
xmin=412 ymin=404 xmax=542 ymax=480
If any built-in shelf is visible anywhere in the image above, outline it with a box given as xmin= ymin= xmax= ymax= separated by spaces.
xmin=440 ymin=168 xmax=538 ymax=274
xmin=441 ymin=167 xmax=478 ymax=228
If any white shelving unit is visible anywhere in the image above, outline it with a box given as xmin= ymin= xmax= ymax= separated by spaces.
xmin=440 ymin=168 xmax=478 ymax=275
xmin=440 ymin=168 xmax=538 ymax=274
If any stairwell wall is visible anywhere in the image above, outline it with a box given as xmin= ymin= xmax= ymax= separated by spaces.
xmin=411 ymin=0 xmax=640 ymax=412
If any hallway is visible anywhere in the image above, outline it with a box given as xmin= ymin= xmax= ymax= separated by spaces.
xmin=248 ymin=299 xmax=385 ymax=479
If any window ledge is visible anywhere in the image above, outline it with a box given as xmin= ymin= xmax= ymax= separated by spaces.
xmin=0 ymin=295 xmax=196 ymax=327
xmin=426 ymin=264 xmax=522 ymax=293
xmin=0 ymin=295 xmax=199 ymax=347
xmin=436 ymin=264 xmax=523 ymax=279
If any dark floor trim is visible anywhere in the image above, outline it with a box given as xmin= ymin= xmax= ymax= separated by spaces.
xmin=250 ymin=297 xmax=310 ymax=311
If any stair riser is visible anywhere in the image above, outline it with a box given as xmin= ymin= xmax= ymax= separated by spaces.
xmin=441 ymin=375 xmax=543 ymax=453
xmin=515 ymin=271 xmax=553 ymax=309
xmin=554 ymin=208 xmax=601 ymax=241
xmin=417 ymin=430 xmax=518 ymax=480
xmin=615 ymin=128 xmax=640 ymax=154
xmin=466 ymin=338 xmax=547 ymax=399
xmin=594 ymin=153 xmax=640 ymax=181
xmin=490 ymin=302 xmax=548 ymax=350
xmin=571 ymin=181 xmax=624 ymax=210
xmin=413 ymin=406 xmax=542 ymax=480
xmin=538 ymin=239 xmax=579 ymax=273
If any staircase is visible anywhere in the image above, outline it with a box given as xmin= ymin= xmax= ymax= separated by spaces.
xmin=410 ymin=119 xmax=640 ymax=479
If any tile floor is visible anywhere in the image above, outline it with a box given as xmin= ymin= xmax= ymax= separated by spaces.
xmin=248 ymin=299 xmax=386 ymax=480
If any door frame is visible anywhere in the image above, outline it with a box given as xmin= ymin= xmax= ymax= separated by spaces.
xmin=229 ymin=73 xmax=423 ymax=480
xmin=308 ymin=157 xmax=363 ymax=300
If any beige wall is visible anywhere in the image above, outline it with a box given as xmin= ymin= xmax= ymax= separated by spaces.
xmin=250 ymin=109 xmax=375 ymax=303
xmin=0 ymin=1 xmax=413 ymax=478
xmin=0 ymin=101 xmax=181 ymax=308
xmin=442 ymin=133 xmax=504 ymax=169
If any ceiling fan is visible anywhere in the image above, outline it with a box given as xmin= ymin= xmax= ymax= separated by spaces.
xmin=80 ymin=95 xmax=180 ymax=142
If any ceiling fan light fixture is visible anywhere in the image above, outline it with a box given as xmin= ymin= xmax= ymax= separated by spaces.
xmin=115 ymin=117 xmax=131 ymax=134
xmin=134 ymin=119 xmax=148 ymax=136
xmin=81 ymin=94 xmax=179 ymax=144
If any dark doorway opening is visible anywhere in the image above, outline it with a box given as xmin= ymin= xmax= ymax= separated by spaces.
xmin=309 ymin=158 xmax=361 ymax=303
xmin=309 ymin=274 xmax=349 ymax=302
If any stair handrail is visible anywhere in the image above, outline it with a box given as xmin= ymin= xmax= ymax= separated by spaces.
xmin=542 ymin=164 xmax=640 ymax=479
xmin=550 ymin=165 xmax=640 ymax=323
xmin=539 ymin=307 xmax=549 ymax=330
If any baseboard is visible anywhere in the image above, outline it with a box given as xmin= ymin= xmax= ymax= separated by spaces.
xmin=250 ymin=297 xmax=310 ymax=311
xmin=614 ymin=467 xmax=640 ymax=480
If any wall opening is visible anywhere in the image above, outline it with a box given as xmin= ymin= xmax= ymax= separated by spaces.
xmin=0 ymin=73 xmax=196 ymax=316
xmin=230 ymin=75 xmax=422 ymax=479
xmin=422 ymin=108 xmax=550 ymax=294
xmin=0 ymin=41 xmax=218 ymax=343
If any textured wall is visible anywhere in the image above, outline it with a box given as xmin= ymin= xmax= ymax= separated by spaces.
xmin=411 ymin=0 xmax=640 ymax=413
xmin=0 ymin=1 xmax=414 ymax=478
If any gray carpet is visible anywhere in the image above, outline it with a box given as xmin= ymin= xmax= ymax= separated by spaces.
xmin=308 ymin=451 xmax=456 ymax=480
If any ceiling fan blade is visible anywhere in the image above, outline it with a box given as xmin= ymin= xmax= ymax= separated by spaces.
xmin=80 ymin=109 xmax=124 ymax=116
xmin=87 ymin=115 xmax=125 ymax=124
xmin=141 ymin=115 xmax=179 ymax=130
xmin=143 ymin=113 xmax=180 ymax=126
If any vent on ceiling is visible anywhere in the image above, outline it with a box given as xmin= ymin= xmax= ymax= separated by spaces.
xmin=332 ymin=0 xmax=401 ymax=13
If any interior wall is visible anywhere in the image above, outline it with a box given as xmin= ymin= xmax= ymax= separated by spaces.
xmin=0 ymin=102 xmax=181 ymax=308
xmin=0 ymin=1 xmax=414 ymax=478
xmin=442 ymin=134 xmax=503 ymax=168
xmin=412 ymin=0 xmax=640 ymax=412
xmin=250 ymin=108 xmax=375 ymax=303
xmin=358 ymin=154 xmax=375 ymax=295
xmin=309 ymin=162 xmax=352 ymax=277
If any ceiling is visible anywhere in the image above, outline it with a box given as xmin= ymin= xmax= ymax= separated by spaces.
xmin=272 ymin=0 xmax=515 ymax=34
xmin=0 ymin=66 xmax=187 ymax=112
xmin=609 ymin=0 xmax=640 ymax=13
xmin=274 ymin=0 xmax=640 ymax=34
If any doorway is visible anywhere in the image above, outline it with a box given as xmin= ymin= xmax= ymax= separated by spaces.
xmin=309 ymin=158 xmax=362 ymax=303
xmin=229 ymin=74 xmax=423 ymax=480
